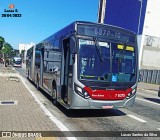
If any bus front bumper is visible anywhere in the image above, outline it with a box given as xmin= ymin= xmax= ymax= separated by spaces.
xmin=70 ymin=92 xmax=136 ymax=109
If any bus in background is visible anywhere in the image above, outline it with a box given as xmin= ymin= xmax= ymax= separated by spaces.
xmin=12 ymin=56 xmax=22 ymax=67
xmin=26 ymin=21 xmax=138 ymax=109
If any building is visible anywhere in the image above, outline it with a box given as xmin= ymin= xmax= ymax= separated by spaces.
xmin=19 ymin=42 xmax=35 ymax=61
xmin=140 ymin=0 xmax=160 ymax=70
xmin=98 ymin=0 xmax=160 ymax=70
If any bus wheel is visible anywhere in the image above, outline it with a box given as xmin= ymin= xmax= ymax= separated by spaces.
xmin=36 ymin=75 xmax=40 ymax=90
xmin=52 ymin=84 xmax=58 ymax=106
xmin=27 ymin=70 xmax=29 ymax=79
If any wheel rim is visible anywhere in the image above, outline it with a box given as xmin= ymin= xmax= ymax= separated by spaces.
xmin=52 ymin=87 xmax=57 ymax=105
xmin=52 ymin=89 xmax=56 ymax=98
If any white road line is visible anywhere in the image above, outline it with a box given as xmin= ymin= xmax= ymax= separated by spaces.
xmin=137 ymin=98 xmax=160 ymax=106
xmin=18 ymin=75 xmax=77 ymax=140
xmin=137 ymin=88 xmax=157 ymax=93
xmin=127 ymin=114 xmax=147 ymax=123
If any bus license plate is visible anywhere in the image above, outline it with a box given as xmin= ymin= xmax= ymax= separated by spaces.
xmin=102 ymin=106 xmax=113 ymax=109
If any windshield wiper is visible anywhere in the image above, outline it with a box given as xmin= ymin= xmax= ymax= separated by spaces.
xmin=94 ymin=38 xmax=104 ymax=62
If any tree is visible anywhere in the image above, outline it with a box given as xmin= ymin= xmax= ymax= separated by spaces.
xmin=0 ymin=36 xmax=5 ymax=50
xmin=2 ymin=43 xmax=13 ymax=58
xmin=20 ymin=50 xmax=25 ymax=58
xmin=13 ymin=49 xmax=19 ymax=56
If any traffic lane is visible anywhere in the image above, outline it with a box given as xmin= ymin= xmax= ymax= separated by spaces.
xmin=135 ymin=90 xmax=160 ymax=122
xmin=137 ymin=88 xmax=159 ymax=98
xmin=130 ymin=98 xmax=160 ymax=123
xmin=119 ymin=95 xmax=160 ymax=131
xmin=14 ymin=66 xmax=26 ymax=77
xmin=137 ymin=89 xmax=160 ymax=112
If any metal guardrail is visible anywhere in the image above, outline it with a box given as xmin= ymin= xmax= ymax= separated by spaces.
xmin=140 ymin=69 xmax=160 ymax=84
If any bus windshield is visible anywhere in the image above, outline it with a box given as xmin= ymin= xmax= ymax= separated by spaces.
xmin=13 ymin=58 xmax=22 ymax=64
xmin=78 ymin=39 xmax=136 ymax=83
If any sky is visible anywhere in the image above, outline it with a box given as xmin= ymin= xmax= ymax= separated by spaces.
xmin=0 ymin=0 xmax=99 ymax=49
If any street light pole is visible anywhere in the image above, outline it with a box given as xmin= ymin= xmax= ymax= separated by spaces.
xmin=2 ymin=42 xmax=6 ymax=67
xmin=138 ymin=0 xmax=143 ymax=35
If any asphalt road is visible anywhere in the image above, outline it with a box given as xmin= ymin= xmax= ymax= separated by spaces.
xmin=15 ymin=66 xmax=160 ymax=140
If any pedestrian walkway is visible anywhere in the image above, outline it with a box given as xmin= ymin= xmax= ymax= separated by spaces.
xmin=138 ymin=82 xmax=160 ymax=92
xmin=0 ymin=64 xmax=60 ymax=139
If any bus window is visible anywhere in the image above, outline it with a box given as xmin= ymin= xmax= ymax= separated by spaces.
xmin=78 ymin=39 xmax=111 ymax=81
xmin=112 ymin=43 xmax=136 ymax=82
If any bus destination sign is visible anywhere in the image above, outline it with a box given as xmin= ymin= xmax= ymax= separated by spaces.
xmin=77 ymin=24 xmax=136 ymax=44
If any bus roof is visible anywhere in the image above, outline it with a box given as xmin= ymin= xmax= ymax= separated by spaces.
xmin=38 ymin=21 xmax=136 ymax=46
xmin=13 ymin=57 xmax=22 ymax=60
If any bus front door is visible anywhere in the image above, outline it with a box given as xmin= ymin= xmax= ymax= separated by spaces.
xmin=40 ymin=48 xmax=44 ymax=87
xmin=61 ymin=38 xmax=70 ymax=104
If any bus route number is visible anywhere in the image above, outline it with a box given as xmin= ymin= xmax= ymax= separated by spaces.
xmin=94 ymin=28 xmax=121 ymax=39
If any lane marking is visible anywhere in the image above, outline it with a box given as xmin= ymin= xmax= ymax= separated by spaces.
xmin=137 ymin=98 xmax=160 ymax=106
xmin=127 ymin=114 xmax=147 ymax=123
xmin=18 ymin=75 xmax=77 ymax=140
xmin=137 ymin=88 xmax=157 ymax=93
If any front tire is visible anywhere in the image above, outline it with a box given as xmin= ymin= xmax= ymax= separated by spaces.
xmin=52 ymin=84 xmax=58 ymax=106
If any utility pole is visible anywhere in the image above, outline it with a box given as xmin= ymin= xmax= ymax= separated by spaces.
xmin=138 ymin=0 xmax=143 ymax=35
xmin=2 ymin=42 xmax=6 ymax=67
xmin=98 ymin=0 xmax=106 ymax=24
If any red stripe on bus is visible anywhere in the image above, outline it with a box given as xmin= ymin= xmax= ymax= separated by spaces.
xmin=84 ymin=86 xmax=132 ymax=100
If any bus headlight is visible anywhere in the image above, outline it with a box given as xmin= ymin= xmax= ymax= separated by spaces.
xmin=76 ymin=86 xmax=82 ymax=93
xmin=84 ymin=91 xmax=90 ymax=99
xmin=132 ymin=89 xmax=136 ymax=94
xmin=127 ymin=88 xmax=136 ymax=99
xmin=74 ymin=84 xmax=90 ymax=99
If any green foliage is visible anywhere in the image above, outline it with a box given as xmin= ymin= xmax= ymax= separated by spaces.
xmin=0 ymin=36 xmax=5 ymax=50
xmin=13 ymin=49 xmax=19 ymax=56
xmin=0 ymin=36 xmax=16 ymax=59
xmin=1 ymin=43 xmax=14 ymax=58
xmin=20 ymin=50 xmax=25 ymax=58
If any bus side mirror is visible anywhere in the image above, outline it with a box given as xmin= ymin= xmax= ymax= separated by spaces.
xmin=70 ymin=36 xmax=77 ymax=54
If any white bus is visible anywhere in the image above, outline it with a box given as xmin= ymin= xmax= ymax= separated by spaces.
xmin=26 ymin=21 xmax=139 ymax=109
xmin=12 ymin=57 xmax=22 ymax=67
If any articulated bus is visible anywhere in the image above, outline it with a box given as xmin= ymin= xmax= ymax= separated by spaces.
xmin=26 ymin=21 xmax=138 ymax=109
